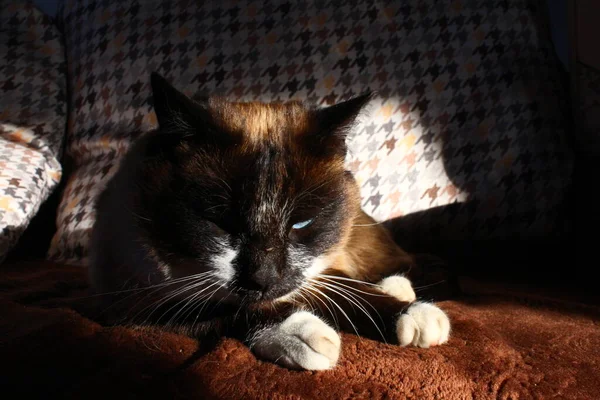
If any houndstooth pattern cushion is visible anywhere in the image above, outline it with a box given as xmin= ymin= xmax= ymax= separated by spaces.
xmin=49 ymin=0 xmax=573 ymax=265
xmin=0 ymin=2 xmax=66 ymax=262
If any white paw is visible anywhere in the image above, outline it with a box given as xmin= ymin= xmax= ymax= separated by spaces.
xmin=251 ymin=311 xmax=341 ymax=370
xmin=378 ymin=275 xmax=416 ymax=303
xmin=396 ymin=302 xmax=450 ymax=348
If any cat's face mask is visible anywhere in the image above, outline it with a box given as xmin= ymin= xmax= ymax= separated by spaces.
xmin=130 ymin=73 xmax=372 ymax=305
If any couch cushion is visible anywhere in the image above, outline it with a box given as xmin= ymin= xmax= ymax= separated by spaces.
xmin=0 ymin=2 xmax=67 ymax=263
xmin=49 ymin=0 xmax=574 ymax=265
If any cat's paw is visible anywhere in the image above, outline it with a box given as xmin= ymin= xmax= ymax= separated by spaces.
xmin=396 ymin=302 xmax=450 ymax=348
xmin=378 ymin=275 xmax=416 ymax=303
xmin=251 ymin=311 xmax=341 ymax=370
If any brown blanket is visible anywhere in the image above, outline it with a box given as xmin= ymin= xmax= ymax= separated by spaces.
xmin=1 ymin=261 xmax=598 ymax=399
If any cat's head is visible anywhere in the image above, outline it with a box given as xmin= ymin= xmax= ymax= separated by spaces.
xmin=132 ymin=72 xmax=372 ymax=304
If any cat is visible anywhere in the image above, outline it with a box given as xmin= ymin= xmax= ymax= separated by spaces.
xmin=89 ymin=72 xmax=451 ymax=371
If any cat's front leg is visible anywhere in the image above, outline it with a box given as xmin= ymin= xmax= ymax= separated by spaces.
xmin=249 ymin=310 xmax=341 ymax=370
xmin=377 ymin=275 xmax=450 ymax=348
xmin=311 ymin=270 xmax=451 ymax=348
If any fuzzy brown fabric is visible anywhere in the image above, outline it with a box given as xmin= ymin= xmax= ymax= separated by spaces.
xmin=1 ymin=261 xmax=599 ymax=399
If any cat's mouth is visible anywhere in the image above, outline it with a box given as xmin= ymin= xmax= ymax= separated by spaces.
xmin=225 ymin=280 xmax=304 ymax=306
xmin=233 ymin=288 xmax=293 ymax=304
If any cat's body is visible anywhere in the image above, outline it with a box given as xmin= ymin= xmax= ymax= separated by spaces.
xmin=89 ymin=73 xmax=450 ymax=370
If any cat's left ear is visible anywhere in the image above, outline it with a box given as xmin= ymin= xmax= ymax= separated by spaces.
xmin=312 ymin=92 xmax=374 ymax=157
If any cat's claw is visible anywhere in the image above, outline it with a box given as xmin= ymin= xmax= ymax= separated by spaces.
xmin=378 ymin=275 xmax=417 ymax=303
xmin=396 ymin=302 xmax=450 ymax=348
xmin=251 ymin=311 xmax=341 ymax=370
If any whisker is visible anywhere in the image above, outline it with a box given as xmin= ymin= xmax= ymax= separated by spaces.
xmin=165 ymin=279 xmax=220 ymax=328
xmin=133 ymin=282 xmax=204 ymax=326
xmin=317 ymin=274 xmax=381 ymax=288
xmin=301 ymin=283 xmax=339 ymax=329
xmin=316 ymin=278 xmax=387 ymax=326
xmin=233 ymin=295 xmax=248 ymax=322
xmin=95 ymin=274 xmax=215 ymax=320
xmin=305 ymin=282 xmax=361 ymax=339
xmin=318 ymin=276 xmax=389 ymax=297
xmin=189 ymin=282 xmax=225 ymax=327
xmin=351 ymin=221 xmax=385 ymax=227
xmin=295 ymin=289 xmax=315 ymax=314
xmin=167 ymin=293 xmax=204 ymax=329
xmin=117 ymin=272 xmax=214 ymax=303
xmin=132 ymin=277 xmax=216 ymax=326
xmin=179 ymin=292 xmax=212 ymax=325
xmin=74 ymin=271 xmax=216 ymax=300
xmin=198 ymin=281 xmax=230 ymax=318
xmin=413 ymin=280 xmax=446 ymax=291
xmin=163 ymin=279 xmax=222 ymax=326
xmin=311 ymin=279 xmax=386 ymax=343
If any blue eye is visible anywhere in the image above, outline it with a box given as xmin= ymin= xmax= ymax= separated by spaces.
xmin=292 ymin=218 xmax=313 ymax=230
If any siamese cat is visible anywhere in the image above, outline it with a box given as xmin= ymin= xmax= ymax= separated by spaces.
xmin=89 ymin=72 xmax=450 ymax=370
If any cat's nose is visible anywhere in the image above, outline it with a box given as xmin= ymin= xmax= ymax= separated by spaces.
xmin=236 ymin=245 xmax=283 ymax=295
xmin=243 ymin=267 xmax=278 ymax=293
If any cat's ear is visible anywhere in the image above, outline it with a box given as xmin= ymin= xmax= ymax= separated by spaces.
xmin=312 ymin=92 xmax=374 ymax=157
xmin=150 ymin=72 xmax=211 ymax=132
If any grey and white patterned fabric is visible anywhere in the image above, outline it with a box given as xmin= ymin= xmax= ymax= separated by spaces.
xmin=49 ymin=0 xmax=574 ymax=265
xmin=0 ymin=2 xmax=67 ymax=263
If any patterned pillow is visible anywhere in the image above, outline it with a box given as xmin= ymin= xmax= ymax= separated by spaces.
xmin=0 ymin=2 xmax=67 ymax=263
xmin=49 ymin=0 xmax=574 ymax=265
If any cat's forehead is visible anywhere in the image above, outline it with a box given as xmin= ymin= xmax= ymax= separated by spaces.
xmin=209 ymin=99 xmax=312 ymax=146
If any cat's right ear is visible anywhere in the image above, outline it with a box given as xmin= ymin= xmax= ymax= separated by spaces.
xmin=150 ymin=72 xmax=211 ymax=132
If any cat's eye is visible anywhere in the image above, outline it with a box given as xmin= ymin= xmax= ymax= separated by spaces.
xmin=292 ymin=218 xmax=314 ymax=230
